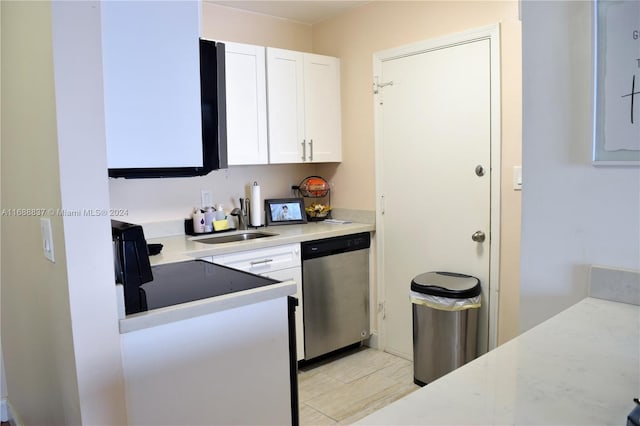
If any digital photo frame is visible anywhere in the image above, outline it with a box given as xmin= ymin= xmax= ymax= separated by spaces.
xmin=264 ymin=198 xmax=307 ymax=226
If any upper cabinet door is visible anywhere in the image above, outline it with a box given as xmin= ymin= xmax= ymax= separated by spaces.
xmin=304 ymin=54 xmax=342 ymax=163
xmin=266 ymin=48 xmax=305 ymax=164
xmin=266 ymin=48 xmax=342 ymax=164
xmin=101 ymin=1 xmax=203 ymax=170
xmin=225 ymin=42 xmax=268 ymax=165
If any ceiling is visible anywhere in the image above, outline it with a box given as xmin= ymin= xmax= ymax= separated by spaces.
xmin=209 ymin=1 xmax=369 ymax=25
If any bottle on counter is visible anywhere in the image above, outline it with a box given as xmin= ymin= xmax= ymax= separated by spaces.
xmin=227 ymin=214 xmax=236 ymax=229
xmin=204 ymin=207 xmax=215 ymax=233
xmin=214 ymin=203 xmax=226 ymax=221
xmin=192 ymin=208 xmax=206 ymax=234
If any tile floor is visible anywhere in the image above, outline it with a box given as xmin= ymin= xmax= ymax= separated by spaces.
xmin=298 ymin=346 xmax=420 ymax=425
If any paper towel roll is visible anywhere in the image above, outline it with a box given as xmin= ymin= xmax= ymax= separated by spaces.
xmin=250 ymin=181 xmax=262 ymax=226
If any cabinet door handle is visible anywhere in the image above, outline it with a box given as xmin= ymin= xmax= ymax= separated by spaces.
xmin=309 ymin=139 xmax=314 ymax=161
xmin=250 ymin=258 xmax=274 ymax=266
xmin=301 ymin=140 xmax=306 ymax=161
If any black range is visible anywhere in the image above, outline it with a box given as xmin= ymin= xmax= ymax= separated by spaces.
xmin=139 ymin=260 xmax=279 ymax=313
xmin=112 ymin=220 xmax=279 ymax=315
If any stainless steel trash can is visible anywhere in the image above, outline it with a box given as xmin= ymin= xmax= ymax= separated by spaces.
xmin=411 ymin=271 xmax=481 ymax=386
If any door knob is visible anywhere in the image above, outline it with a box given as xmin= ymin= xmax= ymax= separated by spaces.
xmin=471 ymin=231 xmax=486 ymax=243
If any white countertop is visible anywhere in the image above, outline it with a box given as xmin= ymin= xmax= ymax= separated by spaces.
xmin=357 ymin=297 xmax=640 ymax=425
xmin=119 ymin=280 xmax=297 ymax=333
xmin=146 ymin=221 xmax=375 ymax=265
xmin=119 ymin=220 xmax=374 ymax=333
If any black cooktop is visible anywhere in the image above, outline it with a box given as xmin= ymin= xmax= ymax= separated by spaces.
xmin=138 ymin=260 xmax=279 ymax=312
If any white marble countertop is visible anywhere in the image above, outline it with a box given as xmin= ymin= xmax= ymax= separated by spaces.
xmin=357 ymin=297 xmax=640 ymax=425
xmin=146 ymin=221 xmax=375 ymax=266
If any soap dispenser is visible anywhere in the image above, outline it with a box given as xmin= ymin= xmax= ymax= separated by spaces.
xmin=192 ymin=208 xmax=205 ymax=234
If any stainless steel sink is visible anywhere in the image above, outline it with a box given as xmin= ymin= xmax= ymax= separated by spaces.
xmin=192 ymin=231 xmax=278 ymax=245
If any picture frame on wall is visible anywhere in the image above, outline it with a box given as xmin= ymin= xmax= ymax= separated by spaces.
xmin=592 ymin=0 xmax=640 ymax=165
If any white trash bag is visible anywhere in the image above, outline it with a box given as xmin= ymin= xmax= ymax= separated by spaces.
xmin=409 ymin=290 xmax=480 ymax=311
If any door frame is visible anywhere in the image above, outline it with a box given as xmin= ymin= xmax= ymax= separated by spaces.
xmin=372 ymin=24 xmax=501 ymax=352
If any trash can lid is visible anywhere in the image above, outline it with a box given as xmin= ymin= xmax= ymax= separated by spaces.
xmin=411 ymin=271 xmax=481 ymax=299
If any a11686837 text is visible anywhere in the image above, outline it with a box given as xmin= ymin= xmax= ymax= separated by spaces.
xmin=1 ymin=208 xmax=128 ymax=217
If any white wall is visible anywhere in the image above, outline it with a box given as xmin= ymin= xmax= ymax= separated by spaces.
xmin=51 ymin=2 xmax=128 ymax=423
xmin=1 ymin=2 xmax=127 ymax=424
xmin=2 ymin=2 xmax=83 ymax=423
xmin=109 ymin=164 xmax=317 ymax=224
xmin=520 ymin=0 xmax=640 ymax=331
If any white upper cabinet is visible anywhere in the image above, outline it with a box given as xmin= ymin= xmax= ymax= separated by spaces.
xmin=267 ymin=48 xmax=342 ymax=164
xmin=266 ymin=48 xmax=306 ymax=163
xmin=225 ymin=42 xmax=269 ymax=165
xmin=101 ymin=1 xmax=203 ymax=170
xmin=303 ymin=53 xmax=342 ymax=163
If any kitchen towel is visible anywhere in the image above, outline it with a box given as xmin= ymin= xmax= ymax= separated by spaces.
xmin=250 ymin=181 xmax=262 ymax=226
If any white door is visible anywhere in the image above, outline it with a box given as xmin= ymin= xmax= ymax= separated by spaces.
xmin=374 ymin=26 xmax=501 ymax=359
xmin=225 ymin=42 xmax=268 ymax=165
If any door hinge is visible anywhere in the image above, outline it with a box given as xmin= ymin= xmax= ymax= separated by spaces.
xmin=378 ymin=302 xmax=386 ymax=319
xmin=373 ymin=76 xmax=394 ymax=94
xmin=373 ymin=76 xmax=394 ymax=106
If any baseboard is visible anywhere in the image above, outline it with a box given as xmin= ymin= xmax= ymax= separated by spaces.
xmin=2 ymin=398 xmax=22 ymax=426
xmin=366 ymin=331 xmax=380 ymax=350
xmin=1 ymin=398 xmax=8 ymax=422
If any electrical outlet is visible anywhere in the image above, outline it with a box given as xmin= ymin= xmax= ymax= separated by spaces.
xmin=201 ymin=190 xmax=212 ymax=208
xmin=40 ymin=217 xmax=55 ymax=263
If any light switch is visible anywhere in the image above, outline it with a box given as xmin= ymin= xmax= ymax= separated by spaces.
xmin=40 ymin=217 xmax=55 ymax=263
xmin=513 ymin=165 xmax=522 ymax=191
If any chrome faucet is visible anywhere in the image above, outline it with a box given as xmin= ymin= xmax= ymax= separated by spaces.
xmin=231 ymin=198 xmax=250 ymax=230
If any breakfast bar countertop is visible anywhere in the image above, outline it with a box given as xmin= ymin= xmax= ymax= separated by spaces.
xmin=357 ymin=297 xmax=640 ymax=425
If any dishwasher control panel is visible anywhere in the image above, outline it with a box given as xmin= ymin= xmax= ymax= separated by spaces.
xmin=301 ymin=232 xmax=371 ymax=259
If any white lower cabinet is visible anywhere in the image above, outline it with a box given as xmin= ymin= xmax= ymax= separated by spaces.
xmin=260 ymin=267 xmax=303 ymax=361
xmin=204 ymin=243 xmax=305 ymax=360
xmin=121 ymin=297 xmax=292 ymax=425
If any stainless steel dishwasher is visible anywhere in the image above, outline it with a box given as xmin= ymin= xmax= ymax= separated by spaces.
xmin=301 ymin=232 xmax=370 ymax=360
